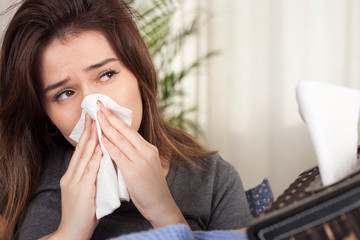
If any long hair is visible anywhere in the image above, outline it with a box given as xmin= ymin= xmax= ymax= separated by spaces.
xmin=0 ymin=0 xmax=212 ymax=238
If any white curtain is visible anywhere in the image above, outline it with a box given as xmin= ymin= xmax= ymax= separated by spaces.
xmin=182 ymin=0 xmax=360 ymax=196
xmin=1 ymin=0 xmax=360 ymax=197
xmin=0 ymin=1 xmax=16 ymax=35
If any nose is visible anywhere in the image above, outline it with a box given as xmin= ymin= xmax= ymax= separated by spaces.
xmin=80 ymin=84 xmax=98 ymax=103
xmin=78 ymin=82 xmax=108 ymax=106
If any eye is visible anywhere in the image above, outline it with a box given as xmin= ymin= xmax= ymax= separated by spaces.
xmin=53 ymin=90 xmax=74 ymax=102
xmin=99 ymin=70 xmax=118 ymax=82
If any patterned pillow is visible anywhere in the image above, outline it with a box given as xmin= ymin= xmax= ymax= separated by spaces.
xmin=246 ymin=178 xmax=274 ymax=218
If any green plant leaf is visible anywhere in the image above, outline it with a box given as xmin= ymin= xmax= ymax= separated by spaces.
xmin=132 ymin=0 xmax=216 ymax=134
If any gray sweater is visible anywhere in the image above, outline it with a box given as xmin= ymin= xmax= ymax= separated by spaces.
xmin=14 ymin=145 xmax=253 ymax=240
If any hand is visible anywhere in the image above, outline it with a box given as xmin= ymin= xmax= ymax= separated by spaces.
xmin=47 ymin=114 xmax=102 ymax=240
xmin=97 ymin=100 xmax=187 ymax=229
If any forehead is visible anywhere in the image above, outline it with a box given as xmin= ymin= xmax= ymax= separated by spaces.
xmin=42 ymin=30 xmax=115 ymax=62
xmin=39 ymin=31 xmax=117 ymax=84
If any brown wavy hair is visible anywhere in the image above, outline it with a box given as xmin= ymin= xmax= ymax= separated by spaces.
xmin=0 ymin=0 xmax=213 ymax=238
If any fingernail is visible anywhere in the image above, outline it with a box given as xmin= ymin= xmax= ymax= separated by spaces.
xmin=97 ymin=100 xmax=105 ymax=110
xmin=95 ymin=144 xmax=101 ymax=153
xmin=98 ymin=110 xmax=106 ymax=120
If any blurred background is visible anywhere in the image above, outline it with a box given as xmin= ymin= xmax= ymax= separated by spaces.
xmin=1 ymin=0 xmax=360 ymax=197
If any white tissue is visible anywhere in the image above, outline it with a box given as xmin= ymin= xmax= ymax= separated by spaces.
xmin=296 ymin=81 xmax=360 ymax=186
xmin=69 ymin=94 xmax=132 ymax=219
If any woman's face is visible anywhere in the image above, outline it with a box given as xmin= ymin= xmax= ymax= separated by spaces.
xmin=39 ymin=30 xmax=143 ymax=146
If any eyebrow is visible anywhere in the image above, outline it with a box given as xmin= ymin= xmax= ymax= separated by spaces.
xmin=83 ymin=58 xmax=118 ymax=72
xmin=43 ymin=58 xmax=119 ymax=95
xmin=43 ymin=79 xmax=69 ymax=95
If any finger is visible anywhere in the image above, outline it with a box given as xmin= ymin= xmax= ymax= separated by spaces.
xmin=98 ymin=107 xmax=158 ymax=161
xmin=66 ymin=114 xmax=93 ymax=177
xmin=81 ymin=144 xmax=102 ymax=185
xmin=101 ymin=135 xmax=133 ymax=172
xmin=72 ymin=120 xmax=99 ymax=181
xmin=97 ymin=111 xmax=141 ymax=161
xmin=97 ymin=100 xmax=146 ymax=147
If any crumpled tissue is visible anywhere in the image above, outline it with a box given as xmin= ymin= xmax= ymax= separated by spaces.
xmin=69 ymin=94 xmax=132 ymax=219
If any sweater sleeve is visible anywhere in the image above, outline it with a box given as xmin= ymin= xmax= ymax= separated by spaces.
xmin=207 ymin=154 xmax=253 ymax=230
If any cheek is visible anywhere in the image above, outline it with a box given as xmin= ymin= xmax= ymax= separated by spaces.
xmin=129 ymin=86 xmax=143 ymax=131
xmin=111 ymin=94 xmax=143 ymax=131
xmin=130 ymin=100 xmax=143 ymax=131
xmin=45 ymin=104 xmax=82 ymax=144
xmin=107 ymin=80 xmax=143 ymax=131
xmin=126 ymin=89 xmax=143 ymax=131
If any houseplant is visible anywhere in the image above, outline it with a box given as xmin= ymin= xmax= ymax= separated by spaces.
xmin=128 ymin=0 xmax=216 ymax=134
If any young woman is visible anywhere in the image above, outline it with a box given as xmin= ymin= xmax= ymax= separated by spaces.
xmin=0 ymin=0 xmax=253 ymax=239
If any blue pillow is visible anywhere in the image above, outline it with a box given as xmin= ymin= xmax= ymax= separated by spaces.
xmin=246 ymin=178 xmax=273 ymax=218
